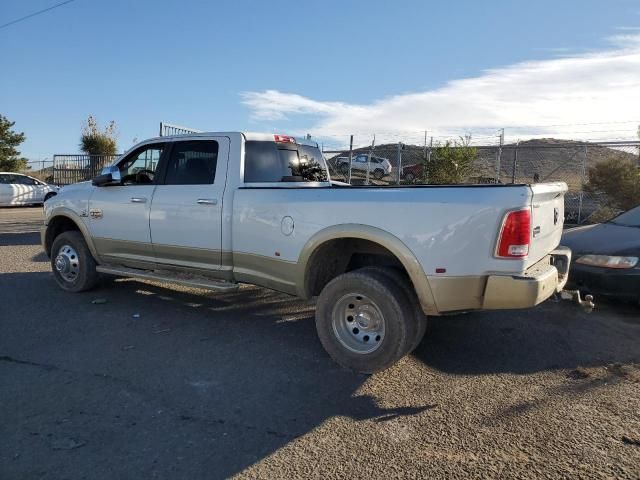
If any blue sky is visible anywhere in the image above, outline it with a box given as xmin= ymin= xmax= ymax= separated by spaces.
xmin=1 ymin=0 xmax=640 ymax=157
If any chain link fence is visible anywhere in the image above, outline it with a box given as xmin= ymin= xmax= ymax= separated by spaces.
xmin=323 ymin=136 xmax=639 ymax=225
xmin=17 ymin=159 xmax=55 ymax=182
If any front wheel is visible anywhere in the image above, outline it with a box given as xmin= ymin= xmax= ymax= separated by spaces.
xmin=315 ymin=269 xmax=418 ymax=373
xmin=51 ymin=231 xmax=99 ymax=292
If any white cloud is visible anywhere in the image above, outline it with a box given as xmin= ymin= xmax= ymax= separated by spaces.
xmin=241 ymin=34 xmax=640 ymax=145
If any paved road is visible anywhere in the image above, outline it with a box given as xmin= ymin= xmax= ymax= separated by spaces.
xmin=1 ymin=207 xmax=639 ymax=479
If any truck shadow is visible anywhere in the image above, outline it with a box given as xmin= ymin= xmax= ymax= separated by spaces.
xmin=0 ymin=271 xmax=434 ymax=479
xmin=414 ymin=300 xmax=640 ymax=375
xmin=2 ymin=239 xmax=639 ymax=478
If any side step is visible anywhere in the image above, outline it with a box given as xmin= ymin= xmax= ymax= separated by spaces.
xmin=96 ymin=265 xmax=239 ymax=292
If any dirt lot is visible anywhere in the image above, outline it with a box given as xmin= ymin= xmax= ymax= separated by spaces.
xmin=1 ymin=207 xmax=639 ymax=479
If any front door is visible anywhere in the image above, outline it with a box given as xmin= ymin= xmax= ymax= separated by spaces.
xmin=149 ymin=138 xmax=228 ymax=270
xmin=87 ymin=143 xmax=166 ymax=265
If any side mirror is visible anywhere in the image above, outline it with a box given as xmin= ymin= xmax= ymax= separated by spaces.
xmin=92 ymin=165 xmax=121 ymax=186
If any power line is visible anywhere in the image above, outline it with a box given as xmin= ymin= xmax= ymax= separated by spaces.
xmin=0 ymin=0 xmax=75 ymax=30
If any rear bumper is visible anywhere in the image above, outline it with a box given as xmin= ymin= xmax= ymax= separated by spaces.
xmin=482 ymin=247 xmax=571 ymax=309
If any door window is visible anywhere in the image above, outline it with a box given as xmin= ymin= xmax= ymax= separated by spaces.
xmin=118 ymin=144 xmax=165 ymax=185
xmin=164 ymin=141 xmax=218 ymax=185
xmin=15 ymin=175 xmax=37 ymax=185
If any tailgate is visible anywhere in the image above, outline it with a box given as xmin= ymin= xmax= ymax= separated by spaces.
xmin=526 ymin=182 xmax=568 ymax=267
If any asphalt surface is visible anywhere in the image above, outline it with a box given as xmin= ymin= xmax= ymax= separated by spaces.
xmin=1 ymin=207 xmax=639 ymax=479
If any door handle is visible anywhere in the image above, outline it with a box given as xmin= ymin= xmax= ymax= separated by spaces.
xmin=130 ymin=197 xmax=147 ymax=203
xmin=197 ymin=198 xmax=218 ymax=205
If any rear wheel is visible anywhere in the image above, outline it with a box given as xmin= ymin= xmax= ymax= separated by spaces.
xmin=403 ymin=172 xmax=416 ymax=182
xmin=373 ymin=169 xmax=385 ymax=180
xmin=358 ymin=267 xmax=427 ymax=352
xmin=44 ymin=192 xmax=57 ymax=202
xmin=315 ymin=269 xmax=418 ymax=373
xmin=51 ymin=231 xmax=99 ymax=292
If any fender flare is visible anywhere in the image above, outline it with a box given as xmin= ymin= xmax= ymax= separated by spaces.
xmin=296 ymin=224 xmax=438 ymax=315
xmin=44 ymin=207 xmax=100 ymax=260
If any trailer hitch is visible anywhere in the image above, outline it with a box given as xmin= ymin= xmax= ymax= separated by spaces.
xmin=559 ymin=289 xmax=595 ymax=313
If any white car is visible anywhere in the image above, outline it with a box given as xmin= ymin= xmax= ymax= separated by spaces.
xmin=0 ymin=172 xmax=59 ymax=206
xmin=42 ymin=132 xmax=571 ymax=373
xmin=336 ymin=154 xmax=393 ymax=179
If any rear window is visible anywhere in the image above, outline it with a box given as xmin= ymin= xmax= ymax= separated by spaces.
xmin=244 ymin=141 xmax=328 ymax=183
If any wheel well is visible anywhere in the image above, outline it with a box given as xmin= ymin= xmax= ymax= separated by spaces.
xmin=45 ymin=216 xmax=80 ymax=257
xmin=304 ymin=238 xmax=413 ymax=297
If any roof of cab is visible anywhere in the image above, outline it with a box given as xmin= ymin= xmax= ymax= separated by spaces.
xmin=141 ymin=132 xmax=317 ymax=145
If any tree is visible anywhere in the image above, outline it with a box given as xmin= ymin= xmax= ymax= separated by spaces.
xmin=80 ymin=115 xmax=118 ymax=155
xmin=424 ymin=135 xmax=477 ymax=184
xmin=0 ymin=114 xmax=28 ymax=171
xmin=585 ymin=157 xmax=640 ymax=211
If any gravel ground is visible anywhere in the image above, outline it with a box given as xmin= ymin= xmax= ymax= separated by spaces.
xmin=0 ymin=207 xmax=639 ymax=479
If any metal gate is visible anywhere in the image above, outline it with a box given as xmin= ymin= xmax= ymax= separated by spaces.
xmin=53 ymin=154 xmax=119 ymax=186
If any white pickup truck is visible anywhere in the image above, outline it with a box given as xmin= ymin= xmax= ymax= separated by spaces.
xmin=42 ymin=132 xmax=571 ymax=372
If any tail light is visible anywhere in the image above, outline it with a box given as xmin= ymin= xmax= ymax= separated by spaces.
xmin=274 ymin=134 xmax=296 ymax=144
xmin=496 ymin=208 xmax=531 ymax=258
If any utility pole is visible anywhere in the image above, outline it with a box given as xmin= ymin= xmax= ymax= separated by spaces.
xmin=496 ymin=128 xmax=504 ymax=183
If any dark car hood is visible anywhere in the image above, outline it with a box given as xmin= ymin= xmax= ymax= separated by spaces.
xmin=562 ymin=223 xmax=640 ymax=257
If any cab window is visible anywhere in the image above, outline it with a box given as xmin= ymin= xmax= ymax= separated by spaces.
xmin=164 ymin=140 xmax=218 ymax=185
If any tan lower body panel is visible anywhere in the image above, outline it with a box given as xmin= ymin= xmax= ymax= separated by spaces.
xmin=153 ymin=243 xmax=221 ymax=270
xmin=429 ymin=260 xmax=560 ymax=313
xmin=93 ymin=237 xmax=155 ymax=265
xmin=232 ymin=251 xmax=299 ymax=296
xmin=427 ymin=276 xmax=487 ymax=312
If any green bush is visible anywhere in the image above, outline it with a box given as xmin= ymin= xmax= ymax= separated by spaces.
xmin=80 ymin=115 xmax=117 ymax=155
xmin=585 ymin=157 xmax=640 ymax=211
xmin=424 ymin=136 xmax=477 ymax=184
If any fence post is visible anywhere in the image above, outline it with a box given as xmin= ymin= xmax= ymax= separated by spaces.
xmin=397 ymin=142 xmax=403 ymax=184
xmin=496 ymin=128 xmax=504 ymax=182
xmin=425 ymin=136 xmax=433 ymax=184
xmin=365 ymin=135 xmax=375 ymax=185
xmin=511 ymin=142 xmax=519 ymax=183
xmin=577 ymin=144 xmax=588 ymax=224
xmin=347 ymin=135 xmax=353 ymax=184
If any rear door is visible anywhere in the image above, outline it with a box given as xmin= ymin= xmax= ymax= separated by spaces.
xmin=149 ymin=137 xmax=229 ymax=270
xmin=527 ymin=182 xmax=568 ymax=266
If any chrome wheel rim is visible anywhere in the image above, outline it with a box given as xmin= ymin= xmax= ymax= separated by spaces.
xmin=54 ymin=244 xmax=80 ymax=283
xmin=332 ymin=293 xmax=385 ymax=354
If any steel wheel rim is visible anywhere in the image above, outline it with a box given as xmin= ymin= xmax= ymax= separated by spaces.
xmin=54 ymin=244 xmax=80 ymax=283
xmin=331 ymin=293 xmax=385 ymax=354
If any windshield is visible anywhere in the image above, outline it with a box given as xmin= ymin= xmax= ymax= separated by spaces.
xmin=608 ymin=204 xmax=640 ymax=227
